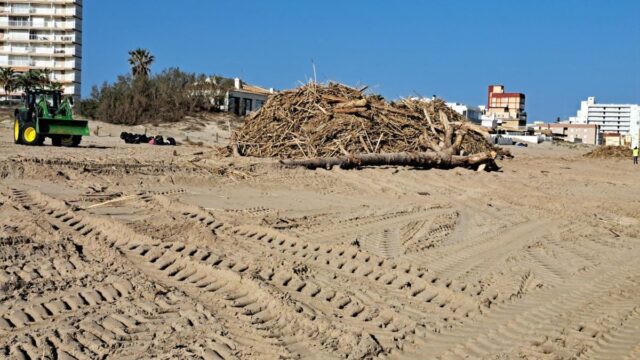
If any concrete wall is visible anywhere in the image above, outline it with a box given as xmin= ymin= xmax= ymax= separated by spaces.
xmin=509 ymin=135 xmax=542 ymax=144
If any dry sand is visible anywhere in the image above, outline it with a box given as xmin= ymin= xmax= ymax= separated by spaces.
xmin=1 ymin=119 xmax=640 ymax=359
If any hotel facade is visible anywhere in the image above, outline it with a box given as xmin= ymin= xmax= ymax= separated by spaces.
xmin=569 ymin=97 xmax=640 ymax=148
xmin=0 ymin=0 xmax=82 ymax=97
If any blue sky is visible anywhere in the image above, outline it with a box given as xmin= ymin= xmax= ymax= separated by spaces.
xmin=83 ymin=0 xmax=639 ymax=121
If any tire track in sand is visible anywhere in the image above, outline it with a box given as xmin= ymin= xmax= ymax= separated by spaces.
xmin=157 ymin=199 xmax=489 ymax=344
xmin=417 ymin=250 xmax=640 ymax=359
xmin=7 ymin=188 xmax=385 ymax=359
xmin=578 ymin=306 xmax=640 ymax=360
xmin=1 ymin=188 xmax=255 ymax=359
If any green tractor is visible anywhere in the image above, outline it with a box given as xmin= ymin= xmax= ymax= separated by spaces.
xmin=13 ymin=89 xmax=89 ymax=146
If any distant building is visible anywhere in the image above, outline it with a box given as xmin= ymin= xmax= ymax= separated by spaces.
xmin=486 ymin=85 xmax=526 ymax=129
xmin=602 ymin=132 xmax=634 ymax=147
xmin=225 ymin=78 xmax=274 ymax=116
xmin=568 ymin=97 xmax=640 ymax=148
xmin=0 ymin=0 xmax=83 ymax=98
xmin=481 ymin=118 xmax=497 ymax=130
xmin=603 ymin=133 xmax=623 ymax=147
xmin=532 ymin=123 xmax=600 ymax=145
xmin=445 ymin=102 xmax=484 ymax=124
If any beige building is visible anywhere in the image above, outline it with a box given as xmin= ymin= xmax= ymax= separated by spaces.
xmin=487 ymin=85 xmax=527 ymax=129
xmin=0 ymin=0 xmax=82 ymax=97
xmin=602 ymin=132 xmax=633 ymax=147
xmin=533 ymin=123 xmax=600 ymax=145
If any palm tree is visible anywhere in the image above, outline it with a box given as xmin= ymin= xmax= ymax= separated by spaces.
xmin=39 ymin=68 xmax=53 ymax=88
xmin=128 ymin=48 xmax=154 ymax=78
xmin=47 ymin=81 xmax=63 ymax=91
xmin=0 ymin=67 xmax=16 ymax=101
xmin=15 ymin=70 xmax=44 ymax=92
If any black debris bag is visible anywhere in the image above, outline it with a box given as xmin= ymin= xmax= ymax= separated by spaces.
xmin=120 ymin=132 xmax=177 ymax=146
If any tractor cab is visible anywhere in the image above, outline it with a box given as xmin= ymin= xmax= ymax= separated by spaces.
xmin=23 ymin=90 xmax=72 ymax=119
xmin=14 ymin=89 xmax=88 ymax=146
xmin=25 ymin=89 xmax=59 ymax=106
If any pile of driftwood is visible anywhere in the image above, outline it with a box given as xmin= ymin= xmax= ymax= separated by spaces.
xmin=584 ymin=146 xmax=632 ymax=159
xmin=234 ymin=82 xmax=502 ymax=170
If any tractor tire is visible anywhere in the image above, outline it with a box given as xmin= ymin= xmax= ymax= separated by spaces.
xmin=69 ymin=136 xmax=82 ymax=147
xmin=20 ymin=122 xmax=43 ymax=146
xmin=13 ymin=119 xmax=22 ymax=144
xmin=53 ymin=135 xmax=81 ymax=147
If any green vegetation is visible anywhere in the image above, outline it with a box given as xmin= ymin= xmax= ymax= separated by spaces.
xmin=0 ymin=67 xmax=63 ymax=101
xmin=128 ymin=48 xmax=155 ymax=78
xmin=77 ymin=49 xmax=234 ymax=125
xmin=0 ymin=67 xmax=16 ymax=101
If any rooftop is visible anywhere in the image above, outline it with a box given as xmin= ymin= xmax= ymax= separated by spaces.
xmin=543 ymin=123 xmax=598 ymax=129
xmin=585 ymin=97 xmax=638 ymax=107
xmin=230 ymin=77 xmax=273 ymax=96
xmin=234 ymin=83 xmax=272 ymax=96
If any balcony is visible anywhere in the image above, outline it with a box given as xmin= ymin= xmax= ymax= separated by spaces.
xmin=1 ymin=46 xmax=31 ymax=53
xmin=1 ymin=35 xmax=30 ymax=41
xmin=0 ymin=20 xmax=73 ymax=29
xmin=51 ymin=73 xmax=76 ymax=82
xmin=0 ymin=8 xmax=30 ymax=15
xmin=0 ymin=20 xmax=33 ymax=28
xmin=0 ymin=58 xmax=78 ymax=69
xmin=30 ymin=8 xmax=77 ymax=16
xmin=3 ymin=59 xmax=36 ymax=67
xmin=14 ymin=34 xmax=77 ymax=43
xmin=0 ymin=7 xmax=75 ymax=14
xmin=0 ymin=46 xmax=74 ymax=56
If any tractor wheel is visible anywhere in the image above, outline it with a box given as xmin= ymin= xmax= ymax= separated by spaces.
xmin=20 ymin=122 xmax=43 ymax=146
xmin=53 ymin=135 xmax=81 ymax=147
xmin=13 ymin=119 xmax=22 ymax=144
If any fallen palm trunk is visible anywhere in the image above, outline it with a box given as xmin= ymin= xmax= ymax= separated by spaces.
xmin=280 ymin=150 xmax=498 ymax=170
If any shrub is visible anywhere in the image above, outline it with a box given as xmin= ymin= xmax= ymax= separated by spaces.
xmin=78 ymin=68 xmax=232 ymax=125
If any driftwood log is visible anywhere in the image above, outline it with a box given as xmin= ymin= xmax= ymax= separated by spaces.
xmin=280 ymin=151 xmax=498 ymax=170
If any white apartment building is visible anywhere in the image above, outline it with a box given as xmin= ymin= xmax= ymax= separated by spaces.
xmin=446 ymin=102 xmax=485 ymax=124
xmin=0 ymin=0 xmax=82 ymax=97
xmin=569 ymin=97 xmax=640 ymax=147
xmin=444 ymin=101 xmax=501 ymax=129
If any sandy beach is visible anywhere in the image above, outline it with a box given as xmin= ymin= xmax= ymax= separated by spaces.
xmin=1 ymin=120 xmax=639 ymax=359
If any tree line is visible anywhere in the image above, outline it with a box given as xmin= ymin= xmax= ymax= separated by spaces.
xmin=77 ymin=48 xmax=235 ymax=125
xmin=0 ymin=48 xmax=235 ymax=125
